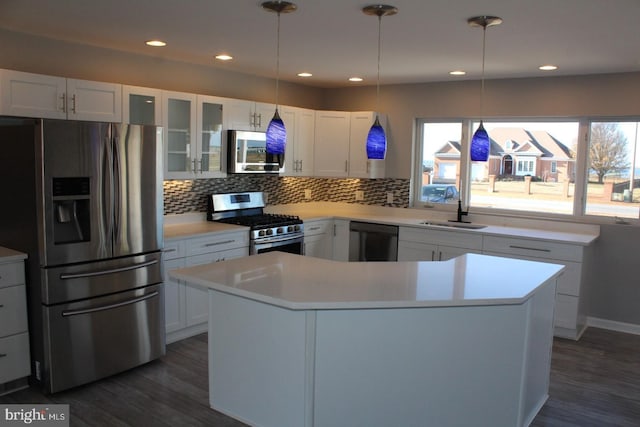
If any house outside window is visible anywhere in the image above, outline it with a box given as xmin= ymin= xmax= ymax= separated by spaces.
xmin=551 ymin=161 xmax=557 ymax=173
xmin=516 ymin=158 xmax=535 ymax=175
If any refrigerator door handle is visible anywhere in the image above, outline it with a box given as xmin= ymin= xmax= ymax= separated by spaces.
xmin=112 ymin=133 xmax=121 ymax=240
xmin=59 ymin=259 xmax=158 ymax=280
xmin=103 ymin=133 xmax=114 ymax=249
xmin=61 ymin=291 xmax=159 ymax=317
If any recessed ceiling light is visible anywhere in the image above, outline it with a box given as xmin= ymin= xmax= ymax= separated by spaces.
xmin=539 ymin=64 xmax=558 ymax=71
xmin=297 ymin=72 xmax=312 ymax=77
xmin=349 ymin=77 xmax=363 ymax=82
xmin=145 ymin=40 xmax=166 ymax=47
xmin=215 ymin=54 xmax=233 ymax=61
xmin=449 ymin=70 xmax=466 ymax=76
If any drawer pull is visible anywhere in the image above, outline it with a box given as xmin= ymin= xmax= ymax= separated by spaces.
xmin=62 ymin=291 xmax=159 ymax=317
xmin=0 ymin=353 xmax=7 ymax=358
xmin=204 ymin=240 xmax=235 ymax=247
xmin=509 ymin=245 xmax=551 ymax=253
xmin=309 ymin=226 xmax=321 ymax=231
xmin=60 ymin=259 xmax=158 ymax=280
xmin=163 ymin=248 xmax=177 ymax=253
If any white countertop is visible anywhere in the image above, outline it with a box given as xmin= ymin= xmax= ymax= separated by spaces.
xmin=169 ymin=252 xmax=565 ymax=310
xmin=164 ymin=220 xmax=247 ymax=240
xmin=265 ymin=202 xmax=600 ymax=246
xmin=0 ymin=246 xmax=27 ymax=263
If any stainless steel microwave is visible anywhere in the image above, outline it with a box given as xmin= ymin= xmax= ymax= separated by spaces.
xmin=227 ymin=130 xmax=284 ymax=174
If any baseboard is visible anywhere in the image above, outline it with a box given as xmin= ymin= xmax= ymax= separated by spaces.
xmin=586 ymin=317 xmax=640 ymax=336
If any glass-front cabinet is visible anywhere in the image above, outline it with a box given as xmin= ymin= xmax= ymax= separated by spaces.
xmin=123 ymin=85 xmax=162 ymax=126
xmin=162 ymin=91 xmax=225 ymax=179
xmin=197 ymin=95 xmax=224 ymax=176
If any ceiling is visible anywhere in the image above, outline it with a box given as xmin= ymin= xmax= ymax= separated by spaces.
xmin=1 ymin=0 xmax=639 ymax=88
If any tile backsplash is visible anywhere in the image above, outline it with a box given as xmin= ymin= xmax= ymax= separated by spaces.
xmin=164 ymin=176 xmax=410 ymax=215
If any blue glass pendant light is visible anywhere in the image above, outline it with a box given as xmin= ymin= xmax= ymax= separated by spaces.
xmin=363 ymin=5 xmax=398 ymax=160
xmin=468 ymin=16 xmax=502 ymax=162
xmin=262 ymin=1 xmax=297 ymax=160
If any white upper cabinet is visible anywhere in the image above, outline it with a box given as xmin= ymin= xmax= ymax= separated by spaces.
xmin=163 ymin=91 xmax=225 ymax=179
xmin=0 ymin=69 xmax=122 ymax=122
xmin=314 ymin=110 xmax=386 ymax=178
xmin=349 ymin=111 xmax=386 ymax=178
xmin=314 ymin=110 xmax=351 ymax=177
xmin=223 ymin=98 xmax=274 ymax=132
xmin=122 ymin=85 xmax=162 ymax=126
xmin=283 ymin=106 xmax=315 ymax=176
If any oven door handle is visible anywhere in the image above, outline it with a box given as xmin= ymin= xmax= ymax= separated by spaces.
xmin=59 ymin=259 xmax=158 ymax=280
xmin=257 ymin=235 xmax=303 ymax=245
xmin=61 ymin=291 xmax=159 ymax=317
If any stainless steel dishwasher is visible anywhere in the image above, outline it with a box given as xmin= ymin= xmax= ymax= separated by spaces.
xmin=349 ymin=221 xmax=399 ymax=261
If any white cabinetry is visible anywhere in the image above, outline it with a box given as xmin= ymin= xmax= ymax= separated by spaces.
xmin=304 ymin=219 xmax=334 ymax=259
xmin=482 ymin=235 xmax=588 ymax=339
xmin=332 ymin=219 xmax=350 ymax=261
xmin=349 ymin=111 xmax=386 ymax=178
xmin=163 ymin=230 xmax=249 ymax=343
xmin=123 ymin=85 xmax=162 ymax=126
xmin=223 ymin=98 xmax=274 ymax=132
xmin=0 ymin=69 xmax=121 ymax=122
xmin=163 ymin=91 xmax=225 ymax=179
xmin=397 ymin=227 xmax=483 ymax=261
xmin=314 ymin=111 xmax=351 ymax=177
xmin=314 ymin=110 xmax=385 ymax=178
xmin=283 ymin=106 xmax=315 ymax=176
xmin=0 ymin=249 xmax=30 ymax=395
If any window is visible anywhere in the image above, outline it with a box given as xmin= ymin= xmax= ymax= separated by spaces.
xmin=416 ymin=122 xmax=463 ymax=204
xmin=468 ymin=121 xmax=579 ymax=215
xmin=415 ymin=118 xmax=640 ymax=222
xmin=585 ymin=121 xmax=640 ymax=219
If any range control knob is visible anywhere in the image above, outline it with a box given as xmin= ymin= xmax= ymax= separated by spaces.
xmin=277 ymin=227 xmax=284 ymax=234
xmin=258 ymin=230 xmax=266 ymax=237
xmin=294 ymin=225 xmax=301 ymax=231
xmin=266 ymin=228 xmax=274 ymax=236
xmin=287 ymin=226 xmax=294 ymax=232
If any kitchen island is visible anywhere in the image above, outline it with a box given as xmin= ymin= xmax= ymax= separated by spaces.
xmin=169 ymin=252 xmax=564 ymax=427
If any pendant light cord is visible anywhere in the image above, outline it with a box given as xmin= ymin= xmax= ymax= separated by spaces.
xmin=480 ymin=23 xmax=487 ymax=120
xmin=275 ymin=11 xmax=281 ymax=109
xmin=376 ymin=14 xmax=382 ymax=113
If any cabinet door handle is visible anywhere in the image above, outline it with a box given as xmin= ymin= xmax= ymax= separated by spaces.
xmin=431 ymin=250 xmax=436 ymax=261
xmin=508 ymin=245 xmax=551 ymax=253
xmin=345 ymin=161 xmax=348 ymax=172
xmin=71 ymin=94 xmax=77 ymax=114
xmin=60 ymin=93 xmax=66 ymax=113
xmin=0 ymin=353 xmax=7 ymax=358
xmin=0 ymin=304 xmax=4 ymax=308
xmin=163 ymin=248 xmax=177 ymax=253
xmin=204 ymin=240 xmax=235 ymax=247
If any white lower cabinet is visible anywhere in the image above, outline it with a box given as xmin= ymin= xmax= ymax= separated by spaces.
xmin=397 ymin=227 xmax=483 ymax=261
xmin=0 ymin=251 xmax=30 ymax=395
xmin=332 ymin=219 xmax=350 ymax=261
xmin=304 ymin=219 xmax=333 ymax=259
xmin=482 ymin=235 xmax=588 ymax=340
xmin=163 ymin=231 xmax=249 ymax=343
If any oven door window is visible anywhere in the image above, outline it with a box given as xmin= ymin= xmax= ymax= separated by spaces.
xmin=252 ymin=236 xmax=303 ymax=255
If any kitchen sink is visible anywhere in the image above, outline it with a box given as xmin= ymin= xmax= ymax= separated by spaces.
xmin=418 ymin=221 xmax=487 ymax=230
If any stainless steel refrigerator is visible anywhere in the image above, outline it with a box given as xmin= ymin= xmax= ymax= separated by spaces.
xmin=0 ymin=117 xmax=165 ymax=393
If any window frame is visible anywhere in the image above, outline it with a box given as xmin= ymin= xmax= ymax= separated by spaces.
xmin=413 ymin=116 xmax=640 ymax=225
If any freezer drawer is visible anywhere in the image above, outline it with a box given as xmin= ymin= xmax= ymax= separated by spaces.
xmin=41 ymin=283 xmax=165 ymax=393
xmin=42 ymin=252 xmax=162 ymax=305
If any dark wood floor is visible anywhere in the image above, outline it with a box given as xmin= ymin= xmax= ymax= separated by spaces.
xmin=2 ymin=327 xmax=639 ymax=426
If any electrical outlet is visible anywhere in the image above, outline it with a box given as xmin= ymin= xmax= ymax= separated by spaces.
xmin=387 ymin=192 xmax=394 ymax=204
xmin=355 ymin=190 xmax=364 ymax=201
xmin=304 ymin=189 xmax=312 ymax=199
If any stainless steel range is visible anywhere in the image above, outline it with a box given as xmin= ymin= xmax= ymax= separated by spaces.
xmin=207 ymin=192 xmax=304 ymax=255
